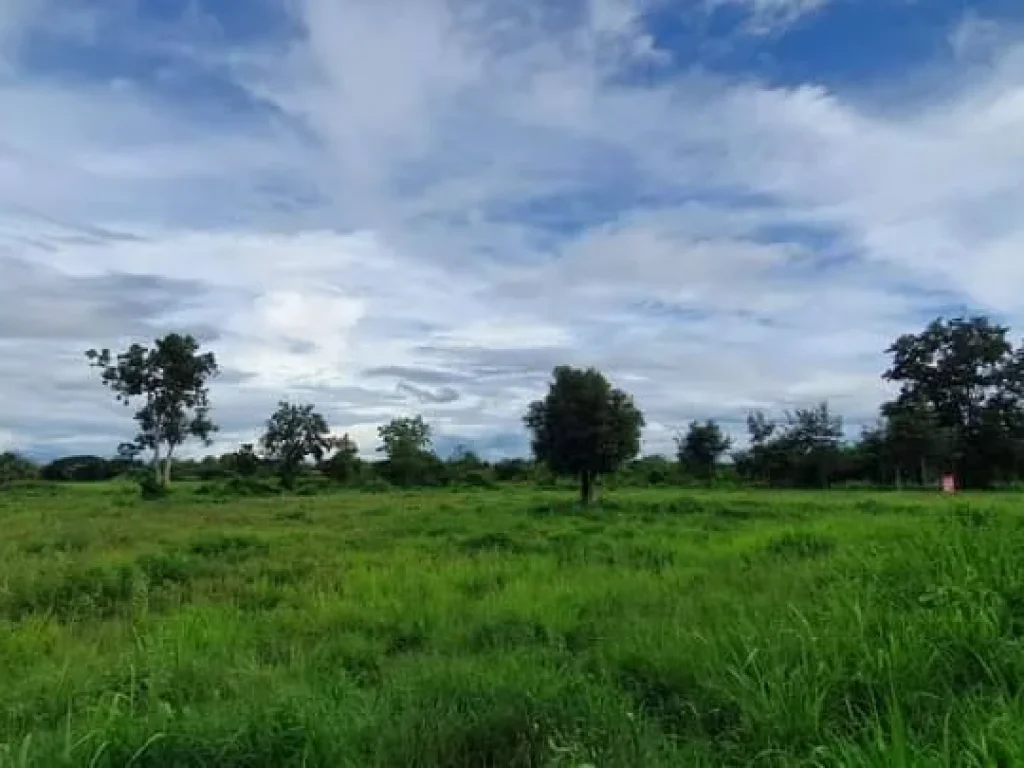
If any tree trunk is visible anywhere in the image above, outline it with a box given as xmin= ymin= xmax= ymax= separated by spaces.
xmin=163 ymin=445 xmax=175 ymax=486
xmin=152 ymin=443 xmax=163 ymax=486
xmin=580 ymin=471 xmax=593 ymax=506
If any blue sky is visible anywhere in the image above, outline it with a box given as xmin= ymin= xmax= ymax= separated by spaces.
xmin=2 ymin=0 xmax=1024 ymax=460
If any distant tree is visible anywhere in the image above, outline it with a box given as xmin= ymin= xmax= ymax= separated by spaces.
xmin=747 ymin=411 xmax=776 ymax=446
xmin=40 ymin=455 xmax=115 ymax=482
xmin=260 ymin=402 xmax=334 ymax=489
xmin=676 ymin=420 xmax=732 ymax=483
xmin=734 ymin=411 xmax=779 ymax=485
xmin=883 ymin=316 xmax=1024 ymax=487
xmin=778 ymin=402 xmax=844 ymax=488
xmin=378 ymin=416 xmax=431 ymax=456
xmin=524 ymin=366 xmax=644 ymax=505
xmin=234 ymin=443 xmax=260 ymax=477
xmin=322 ymin=433 xmax=362 ymax=484
xmin=445 ymin=444 xmax=493 ymax=487
xmin=377 ymin=416 xmax=442 ymax=486
xmin=735 ymin=403 xmax=843 ymax=488
xmin=218 ymin=443 xmax=261 ymax=478
xmin=86 ymin=333 xmax=218 ymax=489
xmin=847 ymin=422 xmax=891 ymax=487
xmin=626 ymin=455 xmax=677 ymax=485
xmin=0 ymin=452 xmax=37 ymax=486
xmin=492 ymin=458 xmax=533 ymax=483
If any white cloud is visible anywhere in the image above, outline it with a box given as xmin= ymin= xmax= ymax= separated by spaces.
xmin=950 ymin=12 xmax=1007 ymax=63
xmin=2 ymin=0 xmax=1024 ymax=459
xmin=705 ymin=0 xmax=829 ymax=33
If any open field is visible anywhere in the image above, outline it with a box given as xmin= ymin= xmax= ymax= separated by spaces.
xmin=2 ymin=484 xmax=1024 ymax=766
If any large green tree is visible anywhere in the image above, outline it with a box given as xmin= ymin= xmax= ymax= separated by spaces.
xmin=86 ymin=333 xmax=218 ymax=488
xmin=260 ymin=402 xmax=334 ymax=489
xmin=377 ymin=416 xmax=444 ymax=486
xmin=883 ymin=316 xmax=1024 ymax=487
xmin=676 ymin=420 xmax=732 ymax=482
xmin=524 ymin=366 xmax=644 ymax=504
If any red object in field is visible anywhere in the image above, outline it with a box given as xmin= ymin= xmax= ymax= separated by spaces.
xmin=942 ymin=474 xmax=956 ymax=493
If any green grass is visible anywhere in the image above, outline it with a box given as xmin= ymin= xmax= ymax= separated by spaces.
xmin=2 ymin=482 xmax=1024 ymax=765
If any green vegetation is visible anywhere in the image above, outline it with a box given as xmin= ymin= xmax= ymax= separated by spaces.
xmin=4 ymin=314 xmax=1024 ymax=764
xmin=4 ymin=483 xmax=1024 ymax=765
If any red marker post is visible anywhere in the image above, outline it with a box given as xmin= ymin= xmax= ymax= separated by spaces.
xmin=942 ymin=474 xmax=956 ymax=494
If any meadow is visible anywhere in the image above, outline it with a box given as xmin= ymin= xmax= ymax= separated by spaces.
xmin=2 ymin=483 xmax=1024 ymax=766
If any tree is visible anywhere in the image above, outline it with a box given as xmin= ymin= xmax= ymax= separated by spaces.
xmin=676 ymin=420 xmax=732 ymax=483
xmin=880 ymin=399 xmax=952 ymax=487
xmin=624 ymin=455 xmax=677 ymax=485
xmin=524 ymin=366 xmax=644 ymax=504
xmin=378 ymin=416 xmax=431 ymax=456
xmin=747 ymin=411 xmax=776 ymax=446
xmin=40 ymin=455 xmax=116 ymax=482
xmin=260 ymin=402 xmax=334 ymax=489
xmin=734 ymin=404 xmax=843 ymax=488
xmin=445 ymin=445 xmax=493 ymax=487
xmin=0 ymin=452 xmax=37 ymax=487
xmin=734 ymin=411 xmax=779 ymax=486
xmin=777 ymin=402 xmax=844 ymax=488
xmin=86 ymin=333 xmax=218 ymax=488
xmin=377 ymin=416 xmax=442 ymax=486
xmin=493 ymin=458 xmax=534 ymax=483
xmin=322 ymin=433 xmax=362 ymax=484
xmin=883 ymin=316 xmax=1024 ymax=487
xmin=221 ymin=443 xmax=260 ymax=478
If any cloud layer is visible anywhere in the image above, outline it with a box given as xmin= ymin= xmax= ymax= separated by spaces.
xmin=2 ymin=0 xmax=1023 ymax=459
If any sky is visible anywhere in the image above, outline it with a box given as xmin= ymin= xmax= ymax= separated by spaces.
xmin=2 ymin=0 xmax=1024 ymax=461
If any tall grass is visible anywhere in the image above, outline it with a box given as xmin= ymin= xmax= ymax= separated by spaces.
xmin=1 ymin=484 xmax=1023 ymax=765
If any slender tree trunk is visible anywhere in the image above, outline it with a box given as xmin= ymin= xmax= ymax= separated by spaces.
xmin=163 ymin=445 xmax=175 ymax=486
xmin=580 ymin=471 xmax=592 ymax=506
xmin=152 ymin=443 xmax=163 ymax=486
xmin=895 ymin=465 xmax=903 ymax=491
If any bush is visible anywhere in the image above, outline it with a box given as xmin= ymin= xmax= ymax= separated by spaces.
xmin=137 ymin=473 xmax=169 ymax=500
xmin=194 ymin=475 xmax=281 ymax=499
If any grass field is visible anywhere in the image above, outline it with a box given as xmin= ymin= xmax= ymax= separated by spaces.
xmin=2 ymin=483 xmax=1024 ymax=766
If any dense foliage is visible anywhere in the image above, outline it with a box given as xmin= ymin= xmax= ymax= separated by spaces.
xmin=260 ymin=402 xmax=335 ymax=489
xmin=0 ymin=451 xmax=37 ymax=485
xmin=525 ymin=366 xmax=644 ymax=503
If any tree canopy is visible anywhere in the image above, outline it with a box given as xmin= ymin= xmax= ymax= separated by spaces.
xmin=86 ymin=333 xmax=218 ymax=488
xmin=524 ymin=366 xmax=644 ymax=504
xmin=676 ymin=420 xmax=731 ymax=482
xmin=883 ymin=316 xmax=1024 ymax=487
xmin=377 ymin=416 xmax=442 ymax=486
xmin=260 ymin=402 xmax=334 ymax=489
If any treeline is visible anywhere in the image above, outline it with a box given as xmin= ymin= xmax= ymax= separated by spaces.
xmin=4 ymin=314 xmax=1024 ymax=497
